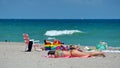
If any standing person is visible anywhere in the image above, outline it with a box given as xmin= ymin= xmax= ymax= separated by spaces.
xmin=25 ymin=41 xmax=33 ymax=52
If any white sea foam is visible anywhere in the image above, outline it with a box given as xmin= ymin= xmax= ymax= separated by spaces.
xmin=45 ymin=30 xmax=84 ymax=36
xmin=47 ymin=37 xmax=56 ymax=40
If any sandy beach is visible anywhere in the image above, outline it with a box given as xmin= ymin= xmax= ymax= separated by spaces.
xmin=0 ymin=42 xmax=120 ymax=68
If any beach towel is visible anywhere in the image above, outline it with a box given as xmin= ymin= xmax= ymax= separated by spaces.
xmin=41 ymin=55 xmax=91 ymax=58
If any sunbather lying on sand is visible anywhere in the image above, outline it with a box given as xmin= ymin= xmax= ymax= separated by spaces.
xmin=48 ymin=45 xmax=105 ymax=58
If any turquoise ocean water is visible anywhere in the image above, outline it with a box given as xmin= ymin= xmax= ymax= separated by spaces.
xmin=0 ymin=19 xmax=120 ymax=47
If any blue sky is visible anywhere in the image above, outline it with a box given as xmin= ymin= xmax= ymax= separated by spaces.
xmin=0 ymin=0 xmax=120 ymax=19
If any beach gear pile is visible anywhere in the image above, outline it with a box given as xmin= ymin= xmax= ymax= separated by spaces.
xmin=44 ymin=40 xmax=62 ymax=50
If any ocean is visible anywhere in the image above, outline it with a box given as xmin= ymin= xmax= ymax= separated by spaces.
xmin=0 ymin=19 xmax=120 ymax=47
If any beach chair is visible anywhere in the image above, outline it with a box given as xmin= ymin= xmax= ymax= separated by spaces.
xmin=96 ymin=41 xmax=108 ymax=51
xmin=23 ymin=33 xmax=41 ymax=51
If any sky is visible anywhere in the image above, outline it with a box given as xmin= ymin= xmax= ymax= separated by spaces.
xmin=0 ymin=0 xmax=120 ymax=19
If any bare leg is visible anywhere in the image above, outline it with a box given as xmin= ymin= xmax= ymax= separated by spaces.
xmin=71 ymin=50 xmax=88 ymax=57
xmin=88 ymin=51 xmax=105 ymax=57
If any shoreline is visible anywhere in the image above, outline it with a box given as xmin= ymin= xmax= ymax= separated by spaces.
xmin=0 ymin=41 xmax=120 ymax=48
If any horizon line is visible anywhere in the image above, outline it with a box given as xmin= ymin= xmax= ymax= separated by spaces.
xmin=0 ymin=18 xmax=120 ymax=20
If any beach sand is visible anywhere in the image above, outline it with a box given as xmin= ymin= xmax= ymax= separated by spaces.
xmin=0 ymin=42 xmax=120 ymax=68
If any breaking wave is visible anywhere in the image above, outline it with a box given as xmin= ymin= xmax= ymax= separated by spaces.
xmin=45 ymin=30 xmax=84 ymax=36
